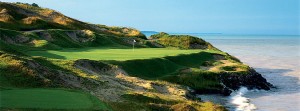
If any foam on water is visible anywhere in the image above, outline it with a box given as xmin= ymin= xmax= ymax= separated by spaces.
xmin=230 ymin=87 xmax=256 ymax=111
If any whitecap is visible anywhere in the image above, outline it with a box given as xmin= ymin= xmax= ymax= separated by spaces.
xmin=230 ymin=87 xmax=257 ymax=111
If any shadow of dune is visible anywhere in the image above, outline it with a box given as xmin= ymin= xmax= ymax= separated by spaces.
xmin=29 ymin=51 xmax=67 ymax=59
xmin=57 ymin=46 xmax=133 ymax=52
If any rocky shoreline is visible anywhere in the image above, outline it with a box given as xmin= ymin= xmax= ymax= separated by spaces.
xmin=190 ymin=68 xmax=274 ymax=97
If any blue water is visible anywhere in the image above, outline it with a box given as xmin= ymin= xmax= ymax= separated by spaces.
xmin=197 ymin=35 xmax=300 ymax=111
xmin=144 ymin=32 xmax=300 ymax=111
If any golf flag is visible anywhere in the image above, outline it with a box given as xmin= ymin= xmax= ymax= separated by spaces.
xmin=132 ymin=39 xmax=136 ymax=51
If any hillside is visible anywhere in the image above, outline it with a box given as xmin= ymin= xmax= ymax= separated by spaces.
xmin=149 ymin=32 xmax=216 ymax=49
xmin=0 ymin=2 xmax=272 ymax=111
xmin=0 ymin=2 xmax=146 ymax=39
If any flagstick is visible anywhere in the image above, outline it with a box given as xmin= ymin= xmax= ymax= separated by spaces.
xmin=132 ymin=39 xmax=137 ymax=52
xmin=132 ymin=39 xmax=135 ymax=52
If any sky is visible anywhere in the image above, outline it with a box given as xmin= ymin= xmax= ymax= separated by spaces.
xmin=2 ymin=0 xmax=300 ymax=35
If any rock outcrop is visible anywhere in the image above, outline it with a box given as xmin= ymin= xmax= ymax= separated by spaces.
xmin=219 ymin=68 xmax=273 ymax=95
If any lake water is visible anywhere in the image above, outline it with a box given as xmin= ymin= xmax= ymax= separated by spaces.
xmin=144 ymin=32 xmax=300 ymax=111
xmin=202 ymin=35 xmax=300 ymax=111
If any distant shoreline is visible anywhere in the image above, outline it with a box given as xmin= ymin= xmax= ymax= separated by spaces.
xmin=141 ymin=31 xmax=300 ymax=37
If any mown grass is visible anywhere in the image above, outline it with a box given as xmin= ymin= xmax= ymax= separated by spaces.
xmin=25 ymin=48 xmax=209 ymax=60
xmin=0 ymin=88 xmax=112 ymax=110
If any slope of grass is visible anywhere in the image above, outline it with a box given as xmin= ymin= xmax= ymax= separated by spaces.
xmin=108 ymin=51 xmax=220 ymax=78
xmin=0 ymin=88 xmax=111 ymax=110
xmin=109 ymin=58 xmax=183 ymax=79
xmin=164 ymin=51 xmax=215 ymax=67
xmin=107 ymin=51 xmax=225 ymax=91
xmin=161 ymin=71 xmax=223 ymax=92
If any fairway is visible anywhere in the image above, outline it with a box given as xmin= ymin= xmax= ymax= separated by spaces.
xmin=0 ymin=88 xmax=111 ymax=110
xmin=26 ymin=48 xmax=205 ymax=60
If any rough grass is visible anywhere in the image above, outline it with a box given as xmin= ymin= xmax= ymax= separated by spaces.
xmin=162 ymin=71 xmax=223 ymax=92
xmin=0 ymin=2 xmax=146 ymax=38
xmin=0 ymin=52 xmax=47 ymax=87
xmin=0 ymin=88 xmax=112 ymax=110
xmin=0 ymin=28 xmax=154 ymax=53
xmin=149 ymin=32 xmax=215 ymax=49
xmin=32 ymin=57 xmax=100 ymax=80
xmin=118 ymin=93 xmax=226 ymax=111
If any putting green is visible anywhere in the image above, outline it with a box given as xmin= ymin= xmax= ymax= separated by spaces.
xmin=26 ymin=48 xmax=213 ymax=61
xmin=0 ymin=88 xmax=111 ymax=110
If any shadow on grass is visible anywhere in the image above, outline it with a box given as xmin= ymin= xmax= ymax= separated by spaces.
xmin=105 ymin=51 xmax=215 ymax=79
xmin=105 ymin=58 xmax=182 ymax=79
xmin=26 ymin=46 xmax=136 ymax=60
xmin=32 ymin=51 xmax=67 ymax=59
xmin=56 ymin=46 xmax=133 ymax=52
xmin=31 ymin=57 xmax=81 ymax=80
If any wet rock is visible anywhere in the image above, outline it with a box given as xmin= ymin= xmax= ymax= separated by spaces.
xmin=221 ymin=87 xmax=232 ymax=96
xmin=220 ymin=68 xmax=273 ymax=92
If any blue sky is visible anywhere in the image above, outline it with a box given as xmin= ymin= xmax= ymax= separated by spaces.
xmin=2 ymin=0 xmax=300 ymax=35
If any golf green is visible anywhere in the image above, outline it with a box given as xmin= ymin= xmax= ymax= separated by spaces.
xmin=26 ymin=48 xmax=220 ymax=61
